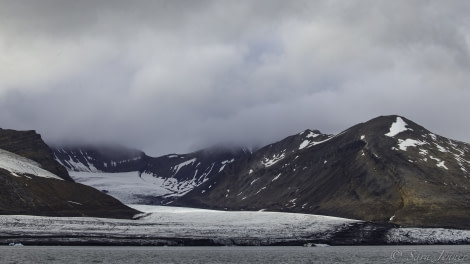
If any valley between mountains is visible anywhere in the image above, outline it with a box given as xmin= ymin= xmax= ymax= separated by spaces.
xmin=52 ymin=115 xmax=470 ymax=229
xmin=1 ymin=115 xmax=470 ymax=245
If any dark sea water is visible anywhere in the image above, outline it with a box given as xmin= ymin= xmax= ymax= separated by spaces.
xmin=1 ymin=245 xmax=470 ymax=264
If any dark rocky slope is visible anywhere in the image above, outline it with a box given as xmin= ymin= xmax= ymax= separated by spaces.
xmin=0 ymin=169 xmax=139 ymax=218
xmin=0 ymin=129 xmax=72 ymax=181
xmin=175 ymin=115 xmax=470 ymax=229
xmin=0 ymin=129 xmax=139 ymax=219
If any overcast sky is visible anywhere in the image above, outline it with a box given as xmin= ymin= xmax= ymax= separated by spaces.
xmin=1 ymin=1 xmax=469 ymax=156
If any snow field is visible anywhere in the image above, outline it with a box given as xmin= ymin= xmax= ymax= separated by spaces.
xmin=70 ymin=171 xmax=174 ymax=204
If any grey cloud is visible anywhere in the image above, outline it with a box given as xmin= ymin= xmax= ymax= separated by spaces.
xmin=1 ymin=1 xmax=470 ymax=156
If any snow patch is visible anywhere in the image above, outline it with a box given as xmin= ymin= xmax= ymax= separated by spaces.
xmin=397 ymin=139 xmax=425 ymax=151
xmin=172 ymin=158 xmax=197 ymax=175
xmin=262 ymin=153 xmax=285 ymax=167
xmin=219 ymin=159 xmax=235 ymax=172
xmin=435 ymin=143 xmax=448 ymax=152
xmin=306 ymin=131 xmax=320 ymax=138
xmin=385 ymin=117 xmax=410 ymax=137
xmin=299 ymin=140 xmax=310 ymax=150
xmin=429 ymin=156 xmax=448 ymax=170
xmin=429 ymin=133 xmax=437 ymax=141
xmin=299 ymin=136 xmax=335 ymax=150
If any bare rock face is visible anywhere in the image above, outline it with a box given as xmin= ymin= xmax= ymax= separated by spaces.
xmin=0 ymin=129 xmax=139 ymax=219
xmin=175 ymin=116 xmax=470 ymax=229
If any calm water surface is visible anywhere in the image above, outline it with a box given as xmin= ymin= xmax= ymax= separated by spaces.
xmin=1 ymin=245 xmax=470 ymax=264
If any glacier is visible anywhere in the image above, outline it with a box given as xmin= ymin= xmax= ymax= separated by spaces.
xmin=1 ymin=205 xmax=469 ymax=246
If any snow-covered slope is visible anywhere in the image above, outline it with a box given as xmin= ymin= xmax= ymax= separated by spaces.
xmin=52 ymin=146 xmax=250 ymax=204
xmin=0 ymin=148 xmax=63 ymax=180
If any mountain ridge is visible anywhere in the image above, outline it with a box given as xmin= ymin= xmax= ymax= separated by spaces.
xmin=175 ymin=115 xmax=470 ymax=229
xmin=51 ymin=115 xmax=470 ymax=229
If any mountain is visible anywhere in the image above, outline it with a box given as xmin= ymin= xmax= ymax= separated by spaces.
xmin=50 ymin=115 xmax=470 ymax=229
xmin=175 ymin=115 xmax=470 ymax=229
xmin=0 ymin=129 xmax=139 ymax=219
xmin=0 ymin=129 xmax=72 ymax=181
xmin=52 ymin=144 xmax=146 ymax=173
xmin=51 ymin=145 xmax=250 ymax=204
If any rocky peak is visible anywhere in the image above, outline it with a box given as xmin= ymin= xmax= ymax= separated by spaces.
xmin=175 ymin=115 xmax=470 ymax=229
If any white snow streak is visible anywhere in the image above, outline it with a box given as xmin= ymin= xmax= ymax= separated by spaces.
xmin=172 ymin=158 xmax=197 ymax=175
xmin=262 ymin=153 xmax=285 ymax=167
